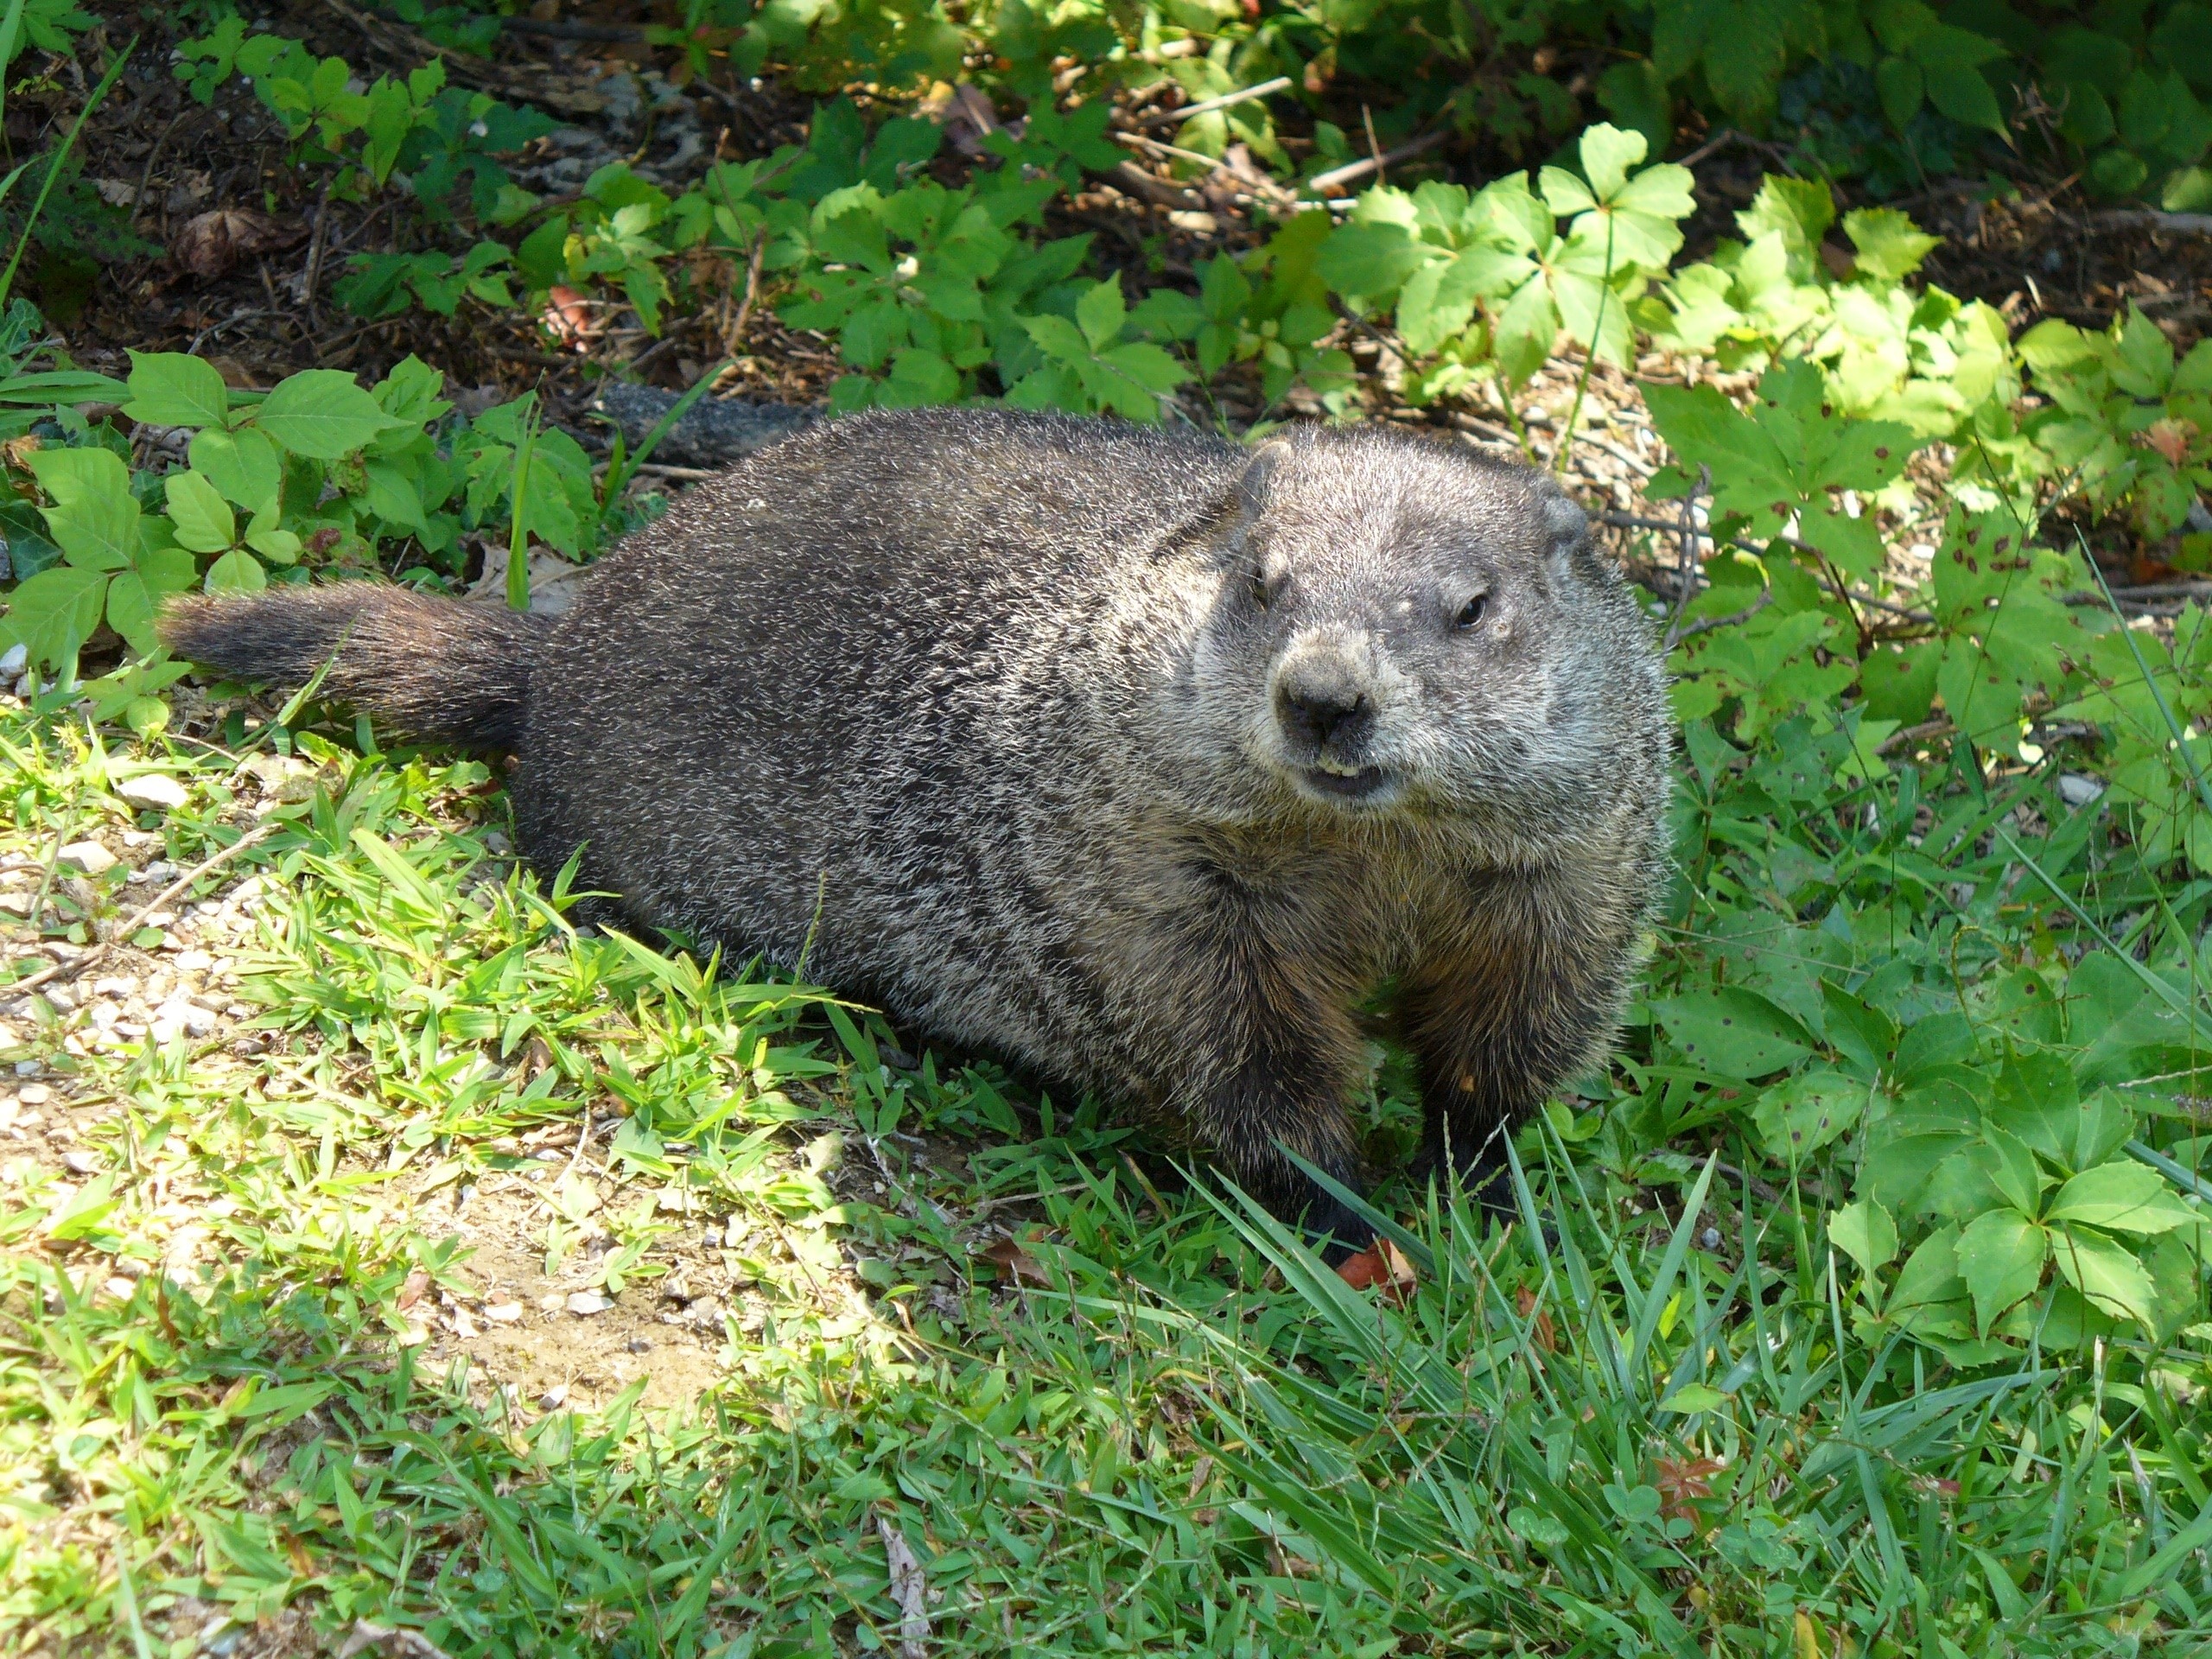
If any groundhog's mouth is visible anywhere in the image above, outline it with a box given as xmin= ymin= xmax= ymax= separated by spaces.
xmin=1300 ymin=765 xmax=1391 ymax=802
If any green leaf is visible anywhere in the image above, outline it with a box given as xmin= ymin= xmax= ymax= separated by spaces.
xmin=1876 ymin=54 xmax=1924 ymax=129
xmin=1978 ymin=1123 xmax=2044 ymax=1217
xmin=1842 ymin=207 xmax=1939 ymax=281
xmin=203 ymin=547 xmax=267 ymax=594
xmin=1922 ymin=60 xmax=2005 ymax=137
xmin=1074 ymin=276 xmax=1128 ymax=355
xmin=2046 ymin=1162 xmax=2200 ymax=1234
xmin=1754 ymin=1069 xmax=1866 ymax=1161
xmin=27 ymin=444 xmax=130 ymax=506
xmin=1955 ymin=1209 xmax=2049 ymax=1333
xmin=254 ymin=369 xmax=404 ymax=459
xmin=1829 ymin=1198 xmax=1898 ymax=1274
xmin=163 ymin=469 xmax=235 ymax=554
xmin=2050 ymin=1224 xmax=2158 ymax=1326
xmin=1655 ymin=986 xmax=1815 ymax=1077
xmin=0 ymin=563 xmax=105 ymax=668
xmin=105 ymin=549 xmax=194 ymax=654
xmin=122 ymin=350 xmax=230 ymax=429
xmin=1576 ymin=123 xmax=1648 ymax=201
xmin=188 ymin=426 xmax=283 ymax=515
xmin=41 ymin=487 xmax=141 ymax=574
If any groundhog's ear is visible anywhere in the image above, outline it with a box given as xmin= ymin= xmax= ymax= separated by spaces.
xmin=1539 ymin=487 xmax=1611 ymax=582
xmin=1210 ymin=435 xmax=1294 ymax=550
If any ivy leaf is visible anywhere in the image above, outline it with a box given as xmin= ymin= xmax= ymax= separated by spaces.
xmin=2050 ymin=1224 xmax=2158 ymax=1326
xmin=1955 ymin=1209 xmax=2049 ymax=1333
xmin=2046 ymin=1162 xmax=2200 ymax=1234
xmin=255 ymin=369 xmax=406 ymax=459
xmin=124 ymin=350 xmax=232 ymax=429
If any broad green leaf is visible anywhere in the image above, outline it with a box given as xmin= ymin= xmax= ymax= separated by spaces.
xmin=1655 ymin=986 xmax=1815 ymax=1077
xmin=254 ymin=369 xmax=404 ymax=459
xmin=1887 ymin=1223 xmax=1966 ymax=1327
xmin=41 ymin=488 xmax=141 ymax=574
xmin=0 ymin=563 xmax=105 ymax=668
xmin=163 ymin=469 xmax=235 ymax=554
xmin=123 ymin=350 xmax=230 ymax=429
xmin=104 ymin=549 xmax=194 ymax=653
xmin=1922 ymin=60 xmax=2005 ymax=137
xmin=204 ymin=548 xmax=267 ymax=594
xmin=1955 ymin=1209 xmax=2049 ymax=1333
xmin=2046 ymin=1162 xmax=2200 ymax=1234
xmin=1754 ymin=1069 xmax=1866 ymax=1161
xmin=190 ymin=426 xmax=283 ymax=514
xmin=1828 ymin=1198 xmax=1897 ymax=1274
xmin=28 ymin=445 xmax=130 ymax=506
xmin=2050 ymin=1224 xmax=2158 ymax=1326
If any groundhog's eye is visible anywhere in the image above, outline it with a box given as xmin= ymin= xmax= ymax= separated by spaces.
xmin=1455 ymin=594 xmax=1490 ymax=630
xmin=1250 ymin=568 xmax=1272 ymax=609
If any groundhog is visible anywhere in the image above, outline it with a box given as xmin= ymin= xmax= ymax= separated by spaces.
xmin=162 ymin=408 xmax=1673 ymax=1257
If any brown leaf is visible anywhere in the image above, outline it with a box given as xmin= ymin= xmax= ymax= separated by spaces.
xmin=2143 ymin=418 xmax=2199 ymax=467
xmin=396 ymin=1268 xmax=433 ymax=1311
xmin=1653 ymin=1453 xmax=1726 ymax=1522
xmin=982 ymin=1236 xmax=1050 ymax=1287
xmin=1515 ymin=1284 xmax=1558 ymax=1352
xmin=1336 ymin=1239 xmax=1416 ymax=1304
xmin=169 ymin=209 xmax=306 ymax=280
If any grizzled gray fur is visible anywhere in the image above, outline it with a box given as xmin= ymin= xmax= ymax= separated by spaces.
xmin=163 ymin=408 xmax=1673 ymax=1255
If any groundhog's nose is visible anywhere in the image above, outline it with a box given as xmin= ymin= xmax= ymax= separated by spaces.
xmin=1276 ymin=664 xmax=1373 ymax=753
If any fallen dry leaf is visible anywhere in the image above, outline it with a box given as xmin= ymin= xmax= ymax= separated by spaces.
xmin=876 ymin=1516 xmax=929 ymax=1659
xmin=170 ymin=209 xmax=305 ymax=280
xmin=1515 ymin=1284 xmax=1558 ymax=1352
xmin=339 ymin=1619 xmax=458 ymax=1659
xmin=981 ymin=1235 xmax=1050 ymax=1287
xmin=395 ymin=1268 xmax=432 ymax=1311
xmin=1335 ymin=1238 xmax=1416 ymax=1303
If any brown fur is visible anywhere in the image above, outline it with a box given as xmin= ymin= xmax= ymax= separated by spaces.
xmin=159 ymin=409 xmax=1674 ymax=1255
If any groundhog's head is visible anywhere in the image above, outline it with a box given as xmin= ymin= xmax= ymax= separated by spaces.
xmin=1182 ymin=425 xmax=1666 ymax=838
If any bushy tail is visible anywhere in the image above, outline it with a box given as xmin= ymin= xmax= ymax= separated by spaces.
xmin=160 ymin=583 xmax=550 ymax=751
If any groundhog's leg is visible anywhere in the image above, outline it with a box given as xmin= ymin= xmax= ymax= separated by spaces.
xmin=1401 ymin=882 xmax=1630 ymax=1208
xmin=1150 ymin=907 xmax=1375 ymax=1260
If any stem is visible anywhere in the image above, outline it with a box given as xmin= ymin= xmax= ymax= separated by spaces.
xmin=0 ymin=38 xmax=133 ymax=309
xmin=1554 ymin=208 xmax=1615 ymax=479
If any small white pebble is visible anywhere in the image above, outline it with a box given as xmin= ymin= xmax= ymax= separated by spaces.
xmin=58 ymin=842 xmax=117 ymax=875
xmin=483 ymin=1300 xmax=524 ymax=1324
xmin=16 ymin=1084 xmax=50 ymax=1106
xmin=63 ymin=1150 xmax=99 ymax=1174
xmin=117 ymin=774 xmax=188 ymax=810
xmin=566 ymin=1291 xmax=613 ymax=1317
